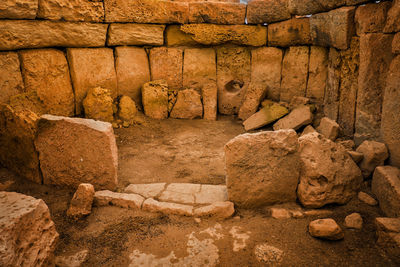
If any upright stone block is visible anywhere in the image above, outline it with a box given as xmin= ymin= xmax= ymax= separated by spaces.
xmin=170 ymin=89 xmax=203 ymax=120
xmin=107 ymin=24 xmax=165 ymax=46
xmin=355 ymin=1 xmax=391 ymax=35
xmin=268 ymin=18 xmax=311 ymax=47
xmin=0 ymin=52 xmax=24 ymax=104
xmin=384 ymin=0 xmax=400 ymax=33
xmin=37 ymin=0 xmax=104 ymax=22
xmin=324 ymin=48 xmax=341 ymax=121
xmin=306 ymin=46 xmax=328 ymax=102
xmin=150 ymin=47 xmax=183 ymax=91
xmin=247 ymin=0 xmax=291 ymax=24
xmin=142 ymin=80 xmax=169 ymax=120
xmin=0 ymin=0 xmax=38 ymax=19
xmin=188 ymin=2 xmax=245 ymax=24
xmin=372 ymin=166 xmax=400 ymax=217
xmin=288 ymin=0 xmax=345 ymax=16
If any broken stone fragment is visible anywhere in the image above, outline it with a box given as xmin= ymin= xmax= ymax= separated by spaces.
xmin=273 ymin=105 xmax=313 ymax=131
xmin=372 ymin=166 xmax=400 ymax=217
xmin=170 ymin=89 xmax=203 ymax=120
xmin=344 ymin=213 xmax=363 ymax=230
xmin=142 ymin=198 xmax=193 ymax=216
xmin=83 ymin=87 xmax=114 ymax=123
xmin=193 ymin=201 xmax=235 ymax=219
xmin=118 ymin=96 xmax=137 ymax=126
xmin=243 ymin=103 xmax=289 ymax=131
xmin=356 ymin=141 xmax=389 ymax=178
xmin=142 ymin=80 xmax=169 ymax=120
xmin=357 ymin=191 xmax=377 ymax=206
xmin=317 ymin=117 xmax=340 ymax=141
xmin=309 ymin=218 xmax=344 ymax=240
xmin=94 ymin=190 xmax=144 ymax=210
xmin=67 ymin=183 xmax=95 ymax=219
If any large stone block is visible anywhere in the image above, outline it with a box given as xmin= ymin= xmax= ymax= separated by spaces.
xmin=268 ymin=18 xmax=311 ymax=47
xmin=19 ymin=49 xmax=74 ymax=117
xmin=188 ymin=2 xmax=245 ymax=24
xmin=0 ymin=52 xmax=24 ymax=104
xmin=150 ymin=47 xmax=183 ymax=91
xmin=216 ymin=46 xmax=251 ymax=115
xmin=273 ymin=105 xmax=313 ymax=131
xmin=37 ymin=0 xmax=104 ymax=22
xmin=225 ymin=130 xmax=300 ymax=208
xmin=288 ymin=0 xmax=345 ymax=16
xmin=183 ymin=48 xmax=217 ymax=120
xmin=165 ymin=25 xmax=198 ymax=46
xmin=0 ymin=20 xmax=107 ymax=50
xmin=280 ymin=46 xmax=309 ymax=102
xmin=0 ymin=0 xmax=38 ymax=19
xmin=35 ymin=115 xmax=118 ymax=190
xmin=115 ymin=47 xmax=150 ymax=108
xmin=384 ymin=0 xmax=400 ymax=33
xmin=324 ymin=48 xmax=341 ymax=121
xmin=243 ymin=103 xmax=288 ymax=131
xmin=247 ymin=0 xmax=291 ymax=24
xmin=372 ymin=166 xmax=400 ymax=217
xmin=0 ymin=104 xmax=40 ymax=183
xmin=107 ymin=24 xmax=165 ymax=46
xmin=297 ymin=132 xmax=363 ymax=208
xmin=355 ymin=33 xmax=393 ymax=144
xmin=382 ymin=55 xmax=400 ymax=168
xmin=67 ymin=48 xmax=117 ymax=115
xmin=239 ymin=47 xmax=283 ymax=120
xmin=306 ymin=46 xmax=328 ymax=102
xmin=310 ymin=7 xmax=356 ymax=50
xmin=355 ymin=1 xmax=391 ymax=35
xmin=0 ymin=192 xmax=59 ymax=267
xmin=142 ymin=80 xmax=169 ymax=119
xmin=170 ymin=89 xmax=203 ymax=120
xmin=104 ymin=0 xmax=189 ymax=23
xmin=180 ymin=24 xmax=267 ymax=46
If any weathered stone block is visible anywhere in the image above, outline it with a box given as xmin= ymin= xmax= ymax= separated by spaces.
xmin=83 ymin=87 xmax=114 ymax=122
xmin=384 ymin=0 xmax=400 ymax=33
xmin=393 ymin=33 xmax=400 ymax=54
xmin=355 ymin=1 xmax=391 ymax=35
xmin=194 ymin=202 xmax=234 ymax=219
xmin=357 ymin=140 xmax=389 ymax=178
xmin=165 ymin=25 xmax=198 ymax=46
xmin=225 ymin=130 xmax=300 ymax=208
xmin=117 ymin=96 xmax=137 ymax=125
xmin=0 ymin=20 xmax=107 ymax=50
xmin=94 ymin=190 xmax=144 ymax=209
xmin=344 ymin=213 xmax=363 ymax=230
xmin=288 ymin=0 xmax=345 ymax=16
xmin=195 ymin=185 xmax=228 ymax=204
xmin=0 ymin=52 xmax=24 ymax=104
xmin=107 ymin=24 xmax=165 ymax=46
xmin=280 ymin=46 xmax=309 ymax=102
xmin=104 ymin=0 xmax=189 ymax=24
xmin=115 ymin=47 xmax=150 ymax=109
xmin=306 ymin=46 xmax=328 ymax=102
xmin=375 ymin=217 xmax=400 ymax=258
xmin=170 ymin=89 xmax=203 ymax=120
xmin=150 ymin=47 xmax=183 ymax=91
xmin=35 ymin=115 xmax=118 ymax=190
xmin=67 ymin=48 xmax=117 ymax=115
xmin=37 ymin=0 xmax=104 ymax=22
xmin=243 ymin=103 xmax=288 ymax=131
xmin=268 ymin=18 xmax=311 ymax=47
xmin=309 ymin=218 xmax=344 ymax=240
xmin=142 ymin=198 xmax=193 ymax=216
xmin=247 ymin=0 xmax=291 ymax=24
xmin=188 ymin=2 xmax=245 ymax=24
xmin=0 ymin=0 xmax=38 ymax=19
xmin=142 ymin=80 xmax=169 ymax=119
xmin=19 ymin=49 xmax=74 ymax=117
xmin=124 ymin=183 xmax=166 ymax=198
xmin=372 ymin=166 xmax=400 ymax=217
xmin=273 ymin=105 xmax=313 ymax=131
xmin=0 ymin=192 xmax=59 ymax=267
xmin=316 ymin=117 xmax=340 ymax=141
xmin=310 ymin=7 xmax=356 ymax=50
xmin=67 ymin=183 xmax=95 ymax=219
xmin=324 ymin=48 xmax=341 ymax=121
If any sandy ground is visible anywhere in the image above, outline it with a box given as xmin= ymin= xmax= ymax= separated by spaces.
xmin=1 ymin=116 xmax=399 ymax=266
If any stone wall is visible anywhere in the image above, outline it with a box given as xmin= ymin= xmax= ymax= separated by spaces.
xmin=0 ymin=0 xmax=399 ymax=166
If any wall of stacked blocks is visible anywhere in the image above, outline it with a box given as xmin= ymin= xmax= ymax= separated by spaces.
xmin=0 ymin=0 xmax=399 ymax=167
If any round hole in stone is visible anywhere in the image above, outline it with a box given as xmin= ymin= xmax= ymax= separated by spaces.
xmin=225 ymin=80 xmax=244 ymax=94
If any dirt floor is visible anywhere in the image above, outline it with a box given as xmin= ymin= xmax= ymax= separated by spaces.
xmin=1 ymin=116 xmax=399 ymax=266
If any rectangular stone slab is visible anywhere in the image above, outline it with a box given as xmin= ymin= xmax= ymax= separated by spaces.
xmin=0 ymin=52 xmax=24 ymax=104
xmin=107 ymin=24 xmax=165 ymax=46
xmin=37 ymin=0 xmax=104 ymax=22
xmin=188 ymin=2 xmax=245 ymax=24
xmin=0 ymin=0 xmax=38 ymax=19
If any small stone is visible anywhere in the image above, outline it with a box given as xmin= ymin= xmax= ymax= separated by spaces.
xmin=193 ymin=201 xmax=235 ymax=219
xmin=344 ymin=213 xmax=363 ymax=230
xmin=309 ymin=218 xmax=344 ymax=240
xmin=118 ymin=96 xmax=137 ymax=124
xmin=124 ymin=183 xmax=166 ymax=199
xmin=67 ymin=183 xmax=95 ymax=219
xmin=142 ymin=198 xmax=193 ymax=216
xmin=270 ymin=208 xmax=291 ymax=219
xmin=194 ymin=218 xmax=201 ymax=223
xmin=290 ymin=210 xmax=304 ymax=218
xmin=356 ymin=141 xmax=389 ymax=178
xmin=170 ymin=89 xmax=203 ymax=120
xmin=243 ymin=103 xmax=289 ymax=131
xmin=142 ymin=80 xmax=169 ymax=120
xmin=94 ymin=190 xmax=144 ymax=210
xmin=254 ymin=243 xmax=284 ymax=265
xmin=317 ymin=117 xmax=340 ymax=141
xmin=83 ymin=87 xmax=114 ymax=123
xmin=55 ymin=250 xmax=89 ymax=267
xmin=301 ymin=125 xmax=317 ymax=136
xmin=347 ymin=151 xmax=364 ymax=164
xmin=122 ymin=121 xmax=130 ymax=128
xmin=273 ymin=105 xmax=313 ymax=131
xmin=358 ymin=191 xmax=377 ymax=206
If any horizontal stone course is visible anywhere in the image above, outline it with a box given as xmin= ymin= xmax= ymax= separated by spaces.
xmin=188 ymin=2 xmax=245 ymax=24
xmin=0 ymin=0 xmax=38 ymax=19
xmin=37 ymin=0 xmax=104 ymax=22
xmin=107 ymin=24 xmax=165 ymax=46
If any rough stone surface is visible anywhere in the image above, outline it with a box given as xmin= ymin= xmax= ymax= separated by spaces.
xmin=280 ymin=46 xmax=309 ymax=102
xmin=115 ymin=47 xmax=150 ymax=108
xmin=372 ymin=166 xmax=400 ymax=217
xmin=94 ymin=190 xmax=144 ymax=209
xmin=309 ymin=218 xmax=344 ymax=240
xmin=19 ymin=49 xmax=74 ymax=117
xmin=217 ymin=46 xmax=251 ymax=115
xmin=104 ymin=0 xmax=189 ymax=24
xmin=347 ymin=151 xmax=363 ymax=164
xmin=159 ymin=183 xmax=201 ymax=204
xmin=35 ymin=115 xmax=118 ymax=190
xmin=0 ymin=192 xmax=59 ymax=267
xmin=67 ymin=183 xmax=95 ymax=219
xmin=337 ymin=139 xmax=356 ymax=151
xmin=194 ymin=202 xmax=234 ymax=219
xmin=67 ymin=48 xmax=117 ymax=115
xmin=142 ymin=198 xmax=193 ymax=216
xmin=384 ymin=0 xmax=400 ymax=33
xmin=0 ymin=104 xmax=40 ymax=183
xmin=307 ymin=46 xmax=328 ymax=102
xmin=0 ymin=52 xmax=24 ymax=104
xmin=268 ymin=18 xmax=311 ymax=47
xmin=344 ymin=213 xmax=363 ymax=229
xmin=356 ymin=141 xmax=389 ymax=178
xmin=355 ymin=1 xmax=391 ymax=35
xmin=243 ymin=103 xmax=288 ymax=131
xmin=0 ymin=20 xmax=107 ymax=50
xmin=83 ymin=87 xmax=114 ymax=123
xmin=381 ymin=55 xmax=400 ymax=168
xmin=37 ymin=0 xmax=104 ymax=22
xmin=165 ymin=25 xmax=198 ymax=46
xmin=288 ymin=0 xmax=345 ymax=15
xmin=225 ymin=130 xmax=300 ymax=208
xmin=273 ymin=105 xmax=313 ymax=131
xmin=297 ymin=132 xmax=363 ymax=208
xmin=375 ymin=217 xmax=400 ymax=257
xmin=55 ymin=250 xmax=89 ymax=267
xmin=239 ymin=47 xmax=283 ymax=119
xmin=180 ymin=24 xmax=267 ymax=46
xmin=195 ymin=185 xmax=228 ymax=204
xmin=0 ymin=0 xmax=38 ymax=19
xmin=393 ymin=33 xmax=400 ymax=54
xmin=358 ymin=191 xmax=377 ymax=206
xmin=118 ymin=96 xmax=137 ymax=125
xmin=301 ymin=125 xmax=317 ymax=136
xmin=188 ymin=2 xmax=245 ymax=24
xmin=324 ymin=48 xmax=341 ymax=121
xmin=107 ymin=24 xmax=165 ymax=46
xmin=317 ymin=117 xmax=340 ymax=141
xmin=150 ymin=47 xmax=183 ymax=91
xmin=142 ymin=80 xmax=169 ymax=120
xmin=355 ymin=33 xmax=393 ymax=144
xmin=310 ymin=7 xmax=356 ymax=50
xmin=124 ymin=183 xmax=166 ymax=199
xmin=254 ymin=244 xmax=284 ymax=265
xmin=247 ymin=0 xmax=291 ymax=24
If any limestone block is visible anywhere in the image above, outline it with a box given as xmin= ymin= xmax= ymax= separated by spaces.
xmin=37 ymin=0 xmax=104 ymax=22
xmin=83 ymin=87 xmax=114 ymax=123
xmin=301 ymin=125 xmax=317 ymax=136
xmin=273 ymin=105 xmax=313 ymax=131
xmin=268 ymin=18 xmax=311 ymax=47
xmin=0 ymin=192 xmax=59 ymax=267
xmin=225 ymin=130 xmax=300 ymax=208
xmin=35 ymin=115 xmax=118 ymax=190
xmin=306 ymin=46 xmax=328 ymax=102
xmin=67 ymin=183 xmax=95 ymax=219
xmin=141 ymin=80 xmax=169 ymax=120
xmin=150 ymin=47 xmax=183 ymax=91
xmin=384 ymin=0 xmax=400 ymax=33
xmin=0 ymin=52 xmax=24 ymax=104
xmin=94 ymin=190 xmax=144 ymax=209
xmin=194 ymin=202 xmax=234 ymax=219
xmin=19 ymin=49 xmax=74 ymax=117
xmin=356 ymin=141 xmax=389 ymax=178
xmin=355 ymin=1 xmax=391 ymax=35
xmin=170 ymin=89 xmax=203 ymax=120
xmin=159 ymin=183 xmax=201 ymax=204
xmin=124 ymin=183 xmax=166 ymax=198
xmin=165 ymin=25 xmax=198 ymax=46
xmin=316 ymin=117 xmax=340 ymax=141
xmin=107 ymin=24 xmax=165 ymax=46
xmin=67 ymin=48 xmax=117 ymax=115
xmin=243 ymin=103 xmax=288 ymax=131
xmin=247 ymin=0 xmax=291 ymax=24
xmin=288 ymin=0 xmax=345 ymax=15
xmin=142 ymin=198 xmax=193 ymax=216
xmin=372 ymin=166 xmax=400 ymax=217
xmin=344 ymin=213 xmax=363 ymax=229
xmin=189 ymin=2 xmax=245 ymax=24
xmin=309 ymin=219 xmax=344 ymax=240
xmin=195 ymin=185 xmax=228 ymax=204
xmin=0 ymin=20 xmax=107 ymax=50
xmin=375 ymin=217 xmax=400 ymax=257
xmin=324 ymin=48 xmax=341 ymax=121
xmin=0 ymin=0 xmax=38 ymax=19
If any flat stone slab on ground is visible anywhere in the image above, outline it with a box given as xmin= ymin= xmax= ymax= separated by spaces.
xmin=94 ymin=190 xmax=144 ymax=210
xmin=195 ymin=185 xmax=228 ymax=204
xmin=142 ymin=198 xmax=193 ymax=216
xmin=124 ymin=183 xmax=166 ymax=198
xmin=194 ymin=201 xmax=234 ymax=219
xmin=273 ymin=105 xmax=313 ymax=131
xmin=159 ymin=183 xmax=201 ymax=204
